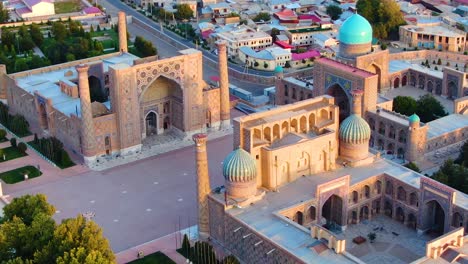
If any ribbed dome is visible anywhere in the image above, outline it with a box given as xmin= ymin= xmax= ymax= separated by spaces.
xmin=339 ymin=114 xmax=371 ymax=143
xmin=223 ymin=148 xmax=256 ymax=182
xmin=408 ymin=113 xmax=420 ymax=123
xmin=339 ymin=14 xmax=373 ymax=44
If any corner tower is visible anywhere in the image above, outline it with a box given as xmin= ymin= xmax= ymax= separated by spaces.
xmin=406 ymin=114 xmax=427 ymax=162
xmin=118 ymin=11 xmax=128 ymax=53
xmin=76 ymin=64 xmax=96 ymax=164
xmin=193 ymin=133 xmax=211 ymax=239
xmin=216 ymin=40 xmax=230 ymax=129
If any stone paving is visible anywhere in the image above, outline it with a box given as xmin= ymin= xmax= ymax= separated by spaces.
xmin=88 ymin=126 xmax=233 ymax=171
xmin=382 ymin=86 xmax=454 ymax=113
xmin=344 ymin=215 xmax=431 ymax=264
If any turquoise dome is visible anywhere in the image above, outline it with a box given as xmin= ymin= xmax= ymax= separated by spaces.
xmin=409 ymin=114 xmax=420 ymax=123
xmin=223 ymin=148 xmax=257 ymax=182
xmin=339 ymin=14 xmax=373 ymax=44
xmin=274 ymin=65 xmax=283 ymax=73
xmin=339 ymin=114 xmax=371 ymax=143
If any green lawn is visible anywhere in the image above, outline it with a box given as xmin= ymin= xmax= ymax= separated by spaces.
xmin=55 ymin=0 xmax=82 ymax=14
xmin=0 ymin=146 xmax=27 ymax=163
xmin=128 ymin=252 xmax=175 ymax=264
xmin=0 ymin=166 xmax=42 ymax=184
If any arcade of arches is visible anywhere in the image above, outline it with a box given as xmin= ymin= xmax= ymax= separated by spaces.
xmin=282 ymin=176 xmax=461 ymax=238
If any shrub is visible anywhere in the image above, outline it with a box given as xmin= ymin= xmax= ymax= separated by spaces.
xmin=33 ymin=133 xmax=38 ymax=144
xmin=10 ymin=138 xmax=16 ymax=148
xmin=367 ymin=232 xmax=376 ymax=243
xmin=17 ymin=142 xmax=27 ymax=154
xmin=0 ymin=129 xmax=6 ymax=139
xmin=254 ymin=61 xmax=259 ymax=67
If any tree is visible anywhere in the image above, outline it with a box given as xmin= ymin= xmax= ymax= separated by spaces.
xmin=404 ymin=162 xmax=421 ymax=173
xmin=10 ymin=137 xmax=16 ymax=148
xmin=0 ymin=2 xmax=9 ymax=23
xmin=17 ymin=142 xmax=27 ymax=154
xmin=0 ymin=129 xmax=6 ymax=139
xmin=134 ymin=36 xmax=157 ymax=57
xmin=456 ymin=140 xmax=468 ymax=166
xmin=356 ymin=0 xmax=406 ymax=39
xmin=416 ymin=94 xmax=447 ymax=122
xmin=253 ymin=12 xmax=271 ymax=22
xmin=181 ymin=234 xmax=191 ymax=258
xmin=326 ymin=5 xmax=342 ymax=20
xmin=175 ymin=4 xmax=193 ymax=20
xmin=3 ymin=194 xmax=55 ymax=225
xmin=0 ymin=195 xmax=115 ymax=263
xmin=51 ymin=22 xmax=68 ymax=42
xmin=270 ymin=28 xmax=280 ymax=41
xmin=432 ymin=159 xmax=468 ymax=193
xmin=392 ymin=96 xmax=417 ymax=116
xmin=367 ymin=232 xmax=376 ymax=243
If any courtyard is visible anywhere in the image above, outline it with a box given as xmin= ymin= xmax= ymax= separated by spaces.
xmin=344 ymin=215 xmax=431 ymax=263
xmin=382 ymin=86 xmax=454 ymax=113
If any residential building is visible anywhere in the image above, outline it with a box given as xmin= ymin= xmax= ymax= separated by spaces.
xmin=215 ymin=25 xmax=273 ymax=57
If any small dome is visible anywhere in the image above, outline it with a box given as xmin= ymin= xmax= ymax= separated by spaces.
xmin=339 ymin=14 xmax=373 ymax=44
xmin=223 ymin=148 xmax=256 ymax=182
xmin=409 ymin=113 xmax=420 ymax=123
xmin=339 ymin=114 xmax=371 ymax=143
xmin=274 ymin=65 xmax=283 ymax=73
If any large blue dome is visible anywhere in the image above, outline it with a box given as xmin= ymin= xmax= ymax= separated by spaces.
xmin=339 ymin=114 xmax=371 ymax=143
xmin=339 ymin=14 xmax=373 ymax=45
xmin=223 ymin=148 xmax=256 ymax=182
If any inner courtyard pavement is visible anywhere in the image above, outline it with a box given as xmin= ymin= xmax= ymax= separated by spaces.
xmin=382 ymin=86 xmax=454 ymax=113
xmin=344 ymin=215 xmax=432 ymax=263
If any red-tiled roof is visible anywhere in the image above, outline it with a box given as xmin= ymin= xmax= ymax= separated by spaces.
xmin=275 ymin=41 xmax=294 ymax=49
xmin=297 ymin=14 xmax=321 ymax=23
xmin=291 ymin=50 xmax=320 ymax=60
xmin=316 ymin=57 xmax=375 ymax=78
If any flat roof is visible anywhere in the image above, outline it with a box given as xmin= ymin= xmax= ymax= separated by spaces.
xmin=403 ymin=25 xmax=464 ymax=38
xmin=368 ymin=109 xmax=411 ymax=126
xmin=389 ymin=60 xmax=443 ymax=78
xmin=426 ymin=114 xmax=468 ymax=139
xmin=13 ymin=53 xmax=138 ymax=117
xmin=284 ymin=77 xmax=313 ymax=89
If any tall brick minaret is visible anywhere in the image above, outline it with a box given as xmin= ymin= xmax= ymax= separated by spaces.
xmin=118 ymin=11 xmax=128 ymax=53
xmin=193 ymin=133 xmax=211 ymax=239
xmin=216 ymin=40 xmax=230 ymax=129
xmin=76 ymin=64 xmax=96 ymax=164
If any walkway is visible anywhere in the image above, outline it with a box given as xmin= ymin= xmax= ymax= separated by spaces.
xmin=116 ymin=229 xmax=192 ymax=264
xmin=0 ymin=132 xmax=88 ymax=195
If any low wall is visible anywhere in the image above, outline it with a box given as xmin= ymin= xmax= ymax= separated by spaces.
xmin=425 ymin=227 xmax=464 ymax=259
xmin=310 ymin=224 xmax=346 ymax=254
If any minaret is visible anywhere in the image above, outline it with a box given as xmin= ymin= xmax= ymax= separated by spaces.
xmin=407 ymin=114 xmax=421 ymax=162
xmin=351 ymin=89 xmax=363 ymax=116
xmin=118 ymin=11 xmax=128 ymax=53
xmin=216 ymin=40 xmax=230 ymax=129
xmin=193 ymin=133 xmax=211 ymax=239
xmin=76 ymin=64 xmax=96 ymax=164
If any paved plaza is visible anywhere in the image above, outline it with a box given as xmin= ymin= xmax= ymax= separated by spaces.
xmin=344 ymin=215 xmax=431 ymax=263
xmin=4 ymin=132 xmax=234 ymax=253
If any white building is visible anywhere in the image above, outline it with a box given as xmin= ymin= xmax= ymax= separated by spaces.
xmin=215 ymin=25 xmax=273 ymax=57
xmin=238 ymin=46 xmax=291 ymax=70
xmin=16 ymin=0 xmax=55 ymax=19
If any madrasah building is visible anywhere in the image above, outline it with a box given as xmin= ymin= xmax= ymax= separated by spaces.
xmin=0 ymin=12 xmax=231 ymax=165
xmin=189 ymin=14 xmax=468 ymax=264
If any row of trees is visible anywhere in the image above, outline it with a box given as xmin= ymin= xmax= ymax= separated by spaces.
xmin=392 ymin=94 xmax=447 ymax=123
xmin=180 ymin=234 xmax=239 ymax=264
xmin=133 ymin=36 xmax=157 ymax=57
xmin=0 ymin=194 xmax=115 ymax=263
xmin=0 ymin=102 xmax=30 ymax=137
xmin=356 ymin=0 xmax=406 ymax=39
xmin=32 ymin=135 xmax=74 ymax=168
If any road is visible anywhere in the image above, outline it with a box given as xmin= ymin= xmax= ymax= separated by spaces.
xmin=9 ymin=134 xmax=234 ymax=252
xmin=98 ymin=0 xmax=272 ymax=95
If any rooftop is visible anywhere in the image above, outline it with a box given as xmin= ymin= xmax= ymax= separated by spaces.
xmin=389 ymin=60 xmax=443 ymax=78
xmin=316 ymin=58 xmax=375 ymax=78
xmin=13 ymin=53 xmax=138 ymax=117
xmin=401 ymin=25 xmax=465 ymax=38
xmin=426 ymin=114 xmax=468 ymax=139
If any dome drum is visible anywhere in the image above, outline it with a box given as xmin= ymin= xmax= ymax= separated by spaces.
xmin=339 ymin=42 xmax=372 ymax=59
xmin=225 ymin=179 xmax=257 ymax=199
xmin=339 ymin=141 xmax=369 ymax=161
